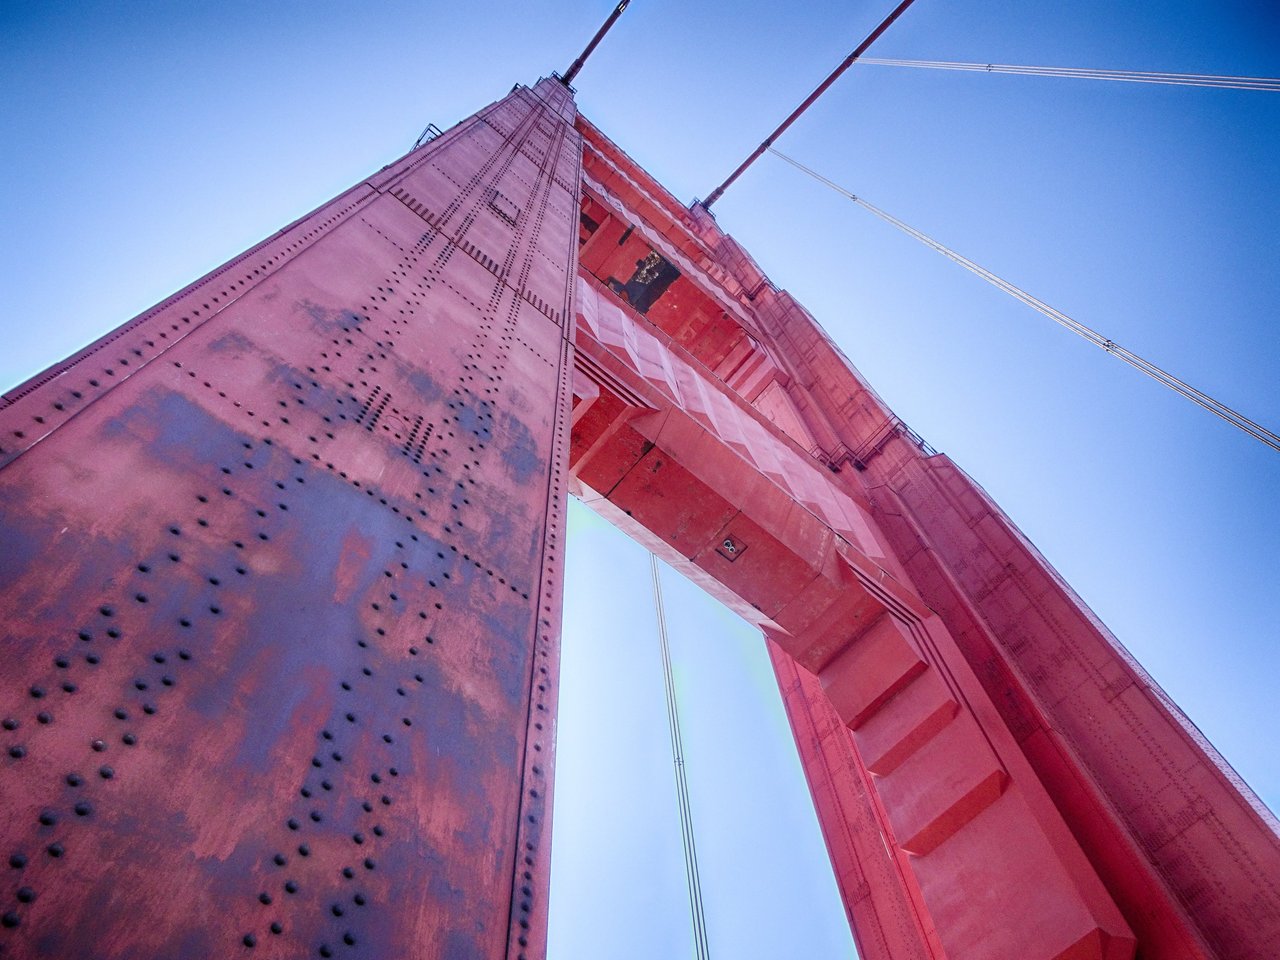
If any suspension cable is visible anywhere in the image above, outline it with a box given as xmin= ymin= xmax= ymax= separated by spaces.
xmin=701 ymin=0 xmax=920 ymax=209
xmin=768 ymin=147 xmax=1280 ymax=454
xmin=650 ymin=553 xmax=712 ymax=960
xmin=857 ymin=57 xmax=1280 ymax=92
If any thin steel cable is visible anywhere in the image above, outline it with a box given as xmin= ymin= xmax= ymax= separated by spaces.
xmin=769 ymin=147 xmax=1280 ymax=454
xmin=650 ymin=553 xmax=712 ymax=960
xmin=857 ymin=57 xmax=1280 ymax=91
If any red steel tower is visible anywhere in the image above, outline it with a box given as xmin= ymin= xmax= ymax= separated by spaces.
xmin=1 ymin=77 xmax=1276 ymax=960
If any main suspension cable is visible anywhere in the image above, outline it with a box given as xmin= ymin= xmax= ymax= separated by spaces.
xmin=650 ymin=554 xmax=712 ymax=960
xmin=857 ymin=57 xmax=1280 ymax=92
xmin=769 ymin=148 xmax=1280 ymax=454
xmin=701 ymin=0 xmax=920 ymax=209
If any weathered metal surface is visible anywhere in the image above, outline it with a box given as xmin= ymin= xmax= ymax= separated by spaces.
xmin=0 ymin=78 xmax=579 ymax=958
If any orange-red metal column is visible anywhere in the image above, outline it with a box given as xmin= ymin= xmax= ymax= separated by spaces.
xmin=0 ymin=78 xmax=580 ymax=959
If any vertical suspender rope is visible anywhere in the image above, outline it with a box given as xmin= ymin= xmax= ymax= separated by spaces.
xmin=650 ymin=553 xmax=712 ymax=960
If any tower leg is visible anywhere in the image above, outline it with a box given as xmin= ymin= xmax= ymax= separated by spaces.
xmin=0 ymin=79 xmax=580 ymax=959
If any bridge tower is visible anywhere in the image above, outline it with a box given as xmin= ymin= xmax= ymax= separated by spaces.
xmin=1 ymin=78 xmax=1276 ymax=960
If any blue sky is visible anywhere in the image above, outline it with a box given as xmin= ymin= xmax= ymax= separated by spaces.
xmin=3 ymin=2 xmax=1277 ymax=957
